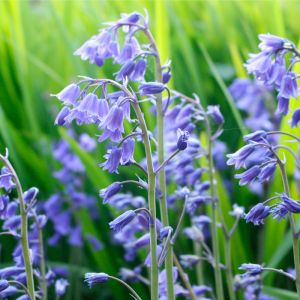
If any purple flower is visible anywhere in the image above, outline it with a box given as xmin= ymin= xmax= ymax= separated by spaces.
xmin=55 ymin=107 xmax=70 ymax=126
xmin=162 ymin=71 xmax=171 ymax=84
xmin=79 ymin=133 xmax=97 ymax=152
xmin=55 ymin=83 xmax=80 ymax=106
xmin=115 ymin=60 xmax=135 ymax=81
xmin=234 ymin=165 xmax=261 ymax=186
xmin=100 ymin=182 xmax=123 ymax=204
xmin=239 ymin=263 xmax=263 ymax=276
xmin=86 ymin=234 xmax=103 ymax=250
xmin=243 ymin=131 xmax=267 ymax=142
xmin=278 ymin=72 xmax=298 ymax=99
xmin=55 ymin=279 xmax=69 ymax=296
xmin=109 ymin=210 xmax=137 ymax=232
xmin=258 ymin=34 xmax=285 ymax=52
xmin=207 ymin=105 xmax=224 ymax=124
xmin=23 ymin=187 xmax=39 ymax=204
xmin=176 ymin=129 xmax=189 ymax=151
xmin=84 ymin=273 xmax=109 ymax=288
xmin=245 ymin=52 xmax=272 ymax=75
xmin=290 ymin=108 xmax=300 ymax=127
xmin=139 ymin=82 xmax=165 ymax=95
xmin=180 ymin=255 xmax=200 ymax=268
xmin=276 ymin=96 xmax=290 ymax=115
xmin=280 ymin=193 xmax=300 ymax=213
xmin=258 ymin=162 xmax=276 ymax=182
xmin=131 ymin=59 xmax=147 ymax=82
xmin=0 ymin=167 xmax=15 ymax=192
xmin=227 ymin=144 xmax=256 ymax=169
xmin=0 ymin=280 xmax=9 ymax=292
xmin=121 ymin=138 xmax=135 ymax=164
xmin=101 ymin=105 xmax=124 ymax=133
xmin=100 ymin=147 xmax=122 ymax=173
xmin=244 ymin=203 xmax=270 ymax=225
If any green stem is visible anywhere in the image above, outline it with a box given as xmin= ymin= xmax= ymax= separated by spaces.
xmin=193 ymin=241 xmax=204 ymax=285
xmin=34 ymin=214 xmax=47 ymax=300
xmin=132 ymin=102 xmax=158 ymax=300
xmin=0 ymin=153 xmax=36 ymax=300
xmin=108 ymin=276 xmax=142 ymax=300
xmin=278 ymin=161 xmax=300 ymax=298
xmin=143 ymin=28 xmax=175 ymax=300
xmin=224 ymin=238 xmax=236 ymax=300
xmin=204 ymin=116 xmax=224 ymax=300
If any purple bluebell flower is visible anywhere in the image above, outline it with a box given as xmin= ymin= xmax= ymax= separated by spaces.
xmin=139 ymin=82 xmax=165 ymax=95
xmin=244 ymin=131 xmax=267 ymax=142
xmin=55 ymin=106 xmax=70 ymax=126
xmin=207 ymin=105 xmax=224 ymax=124
xmin=176 ymin=129 xmax=189 ymax=151
xmin=244 ymin=203 xmax=270 ymax=225
xmin=55 ymin=83 xmax=80 ymax=106
xmin=84 ymin=273 xmax=109 ymax=288
xmin=180 ymin=255 xmax=200 ymax=268
xmin=258 ymin=162 xmax=276 ymax=182
xmin=23 ymin=187 xmax=39 ymax=204
xmin=239 ymin=263 xmax=263 ymax=276
xmin=3 ymin=216 xmax=21 ymax=231
xmin=258 ymin=34 xmax=286 ymax=52
xmin=234 ymin=165 xmax=261 ymax=186
xmin=0 ymin=280 xmax=9 ymax=292
xmin=131 ymin=59 xmax=147 ymax=82
xmin=227 ymin=144 xmax=256 ymax=169
xmin=162 ymin=71 xmax=171 ymax=84
xmin=100 ymin=147 xmax=122 ymax=173
xmin=278 ymin=72 xmax=298 ymax=99
xmin=144 ymin=245 xmax=163 ymax=267
xmin=276 ymin=96 xmax=290 ymax=115
xmin=100 ymin=182 xmax=123 ymax=204
xmin=68 ymin=225 xmax=83 ymax=246
xmin=101 ymin=105 xmax=124 ymax=133
xmin=0 ymin=286 xmax=18 ymax=298
xmin=121 ymin=138 xmax=135 ymax=164
xmin=109 ymin=210 xmax=137 ymax=232
xmin=55 ymin=279 xmax=69 ymax=296
xmin=275 ymin=193 xmax=300 ymax=215
xmin=192 ymin=285 xmax=212 ymax=297
xmin=290 ymin=108 xmax=300 ymax=127
xmin=0 ymin=167 xmax=15 ymax=192
xmin=0 ymin=266 xmax=25 ymax=278
xmin=115 ymin=60 xmax=135 ymax=81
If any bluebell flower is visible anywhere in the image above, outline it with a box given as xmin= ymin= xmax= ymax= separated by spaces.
xmin=290 ymin=108 xmax=300 ymax=127
xmin=121 ymin=138 xmax=135 ymax=164
xmin=180 ymin=255 xmax=200 ymax=268
xmin=100 ymin=182 xmax=123 ymax=204
xmin=279 ymin=72 xmax=298 ymax=99
xmin=276 ymin=96 xmax=290 ymax=115
xmin=239 ymin=263 xmax=263 ymax=276
xmin=244 ymin=203 xmax=270 ymax=225
xmin=234 ymin=165 xmax=261 ymax=186
xmin=176 ymin=129 xmax=189 ymax=151
xmin=139 ymin=82 xmax=165 ymax=95
xmin=244 ymin=131 xmax=267 ymax=142
xmin=207 ymin=105 xmax=224 ymax=124
xmin=192 ymin=285 xmax=212 ymax=297
xmin=258 ymin=34 xmax=286 ymax=52
xmin=79 ymin=133 xmax=97 ymax=152
xmin=115 ymin=60 xmax=135 ymax=81
xmin=109 ymin=210 xmax=137 ymax=232
xmin=55 ymin=106 xmax=70 ymax=126
xmin=100 ymin=105 xmax=124 ymax=133
xmin=0 ymin=167 xmax=15 ymax=192
xmin=131 ymin=59 xmax=147 ymax=82
xmin=257 ymin=162 xmax=276 ymax=182
xmin=272 ymin=193 xmax=300 ymax=218
xmin=23 ymin=187 xmax=39 ymax=204
xmin=84 ymin=273 xmax=109 ymax=288
xmin=55 ymin=279 xmax=69 ymax=296
xmin=86 ymin=234 xmax=103 ymax=251
xmin=0 ymin=280 xmax=9 ymax=292
xmin=55 ymin=83 xmax=80 ymax=106
xmin=100 ymin=147 xmax=122 ymax=173
xmin=227 ymin=144 xmax=256 ymax=169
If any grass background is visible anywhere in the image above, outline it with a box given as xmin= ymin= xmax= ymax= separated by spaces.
xmin=1 ymin=0 xmax=300 ymax=299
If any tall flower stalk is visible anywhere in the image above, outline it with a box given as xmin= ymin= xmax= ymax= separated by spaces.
xmin=0 ymin=151 xmax=36 ymax=300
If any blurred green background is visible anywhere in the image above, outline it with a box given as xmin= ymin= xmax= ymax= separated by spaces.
xmin=1 ymin=0 xmax=300 ymax=299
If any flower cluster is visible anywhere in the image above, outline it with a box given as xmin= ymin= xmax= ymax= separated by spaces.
xmin=245 ymin=33 xmax=300 ymax=123
xmin=43 ymin=132 xmax=102 ymax=250
xmin=0 ymin=151 xmax=68 ymax=299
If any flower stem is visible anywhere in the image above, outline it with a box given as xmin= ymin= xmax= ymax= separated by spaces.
xmin=193 ymin=241 xmax=204 ymax=285
xmin=0 ymin=153 xmax=36 ymax=300
xmin=224 ymin=237 xmax=236 ymax=300
xmin=143 ymin=28 xmax=175 ymax=300
xmin=204 ymin=114 xmax=224 ymax=300
xmin=132 ymin=102 xmax=158 ymax=300
xmin=278 ymin=161 xmax=300 ymax=297
xmin=108 ymin=276 xmax=142 ymax=300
